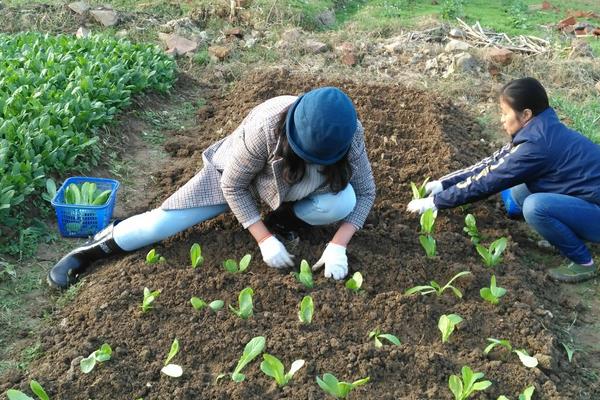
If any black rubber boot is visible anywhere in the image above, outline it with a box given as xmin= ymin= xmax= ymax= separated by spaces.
xmin=263 ymin=202 xmax=310 ymax=241
xmin=47 ymin=221 xmax=125 ymax=289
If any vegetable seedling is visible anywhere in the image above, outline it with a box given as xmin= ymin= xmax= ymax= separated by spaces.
xmin=80 ymin=343 xmax=112 ymax=374
xmin=223 ymin=254 xmax=251 ymax=273
xmin=438 ymin=314 xmax=463 ymax=343
xmin=561 ymin=342 xmax=575 ymax=362
xmin=298 ymin=295 xmax=314 ymax=325
xmin=476 ymin=237 xmax=508 ymax=267
xmin=161 ymin=338 xmax=183 ymax=378
xmin=448 ymin=366 xmax=492 ymax=400
xmin=260 ymin=354 xmax=305 ymax=386
xmin=419 ymin=234 xmax=437 ymax=258
xmin=498 ymin=385 xmax=535 ymax=400
xmin=514 ymin=349 xmax=538 ymax=368
xmin=405 ymin=271 xmax=471 ymax=298
xmin=229 ymin=287 xmax=254 ymax=319
xmin=420 ymin=208 xmax=436 ymax=235
xmin=141 ymin=287 xmax=161 ymax=312
xmin=7 ymin=380 xmax=50 ymax=400
xmin=368 ymin=328 xmax=401 ymax=348
xmin=316 ymin=373 xmax=370 ymax=399
xmin=294 ymin=260 xmax=314 ymax=289
xmin=190 ymin=243 xmax=204 ymax=269
xmin=483 ymin=338 xmax=512 ymax=355
xmin=190 ymin=297 xmax=224 ymax=312
xmin=463 ymin=214 xmax=481 ymax=245
xmin=479 ymin=275 xmax=507 ymax=305
xmin=146 ymin=249 xmax=165 ymax=264
xmin=345 ymin=272 xmax=363 ymax=293
xmin=217 ymin=336 xmax=266 ymax=382
xmin=410 ymin=177 xmax=430 ymax=200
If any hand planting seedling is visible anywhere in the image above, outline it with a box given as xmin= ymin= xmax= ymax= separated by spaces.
xmin=405 ymin=271 xmax=471 ymax=298
xmin=476 ymin=237 xmax=508 ymax=267
xmin=146 ymin=249 xmax=165 ymax=264
xmin=223 ymin=254 xmax=252 ymax=273
xmin=513 ymin=349 xmax=538 ymax=368
xmin=463 ymin=214 xmax=481 ymax=245
xmin=483 ymin=338 xmax=512 ymax=355
xmin=410 ymin=177 xmax=430 ymax=200
xmin=368 ymin=328 xmax=401 ymax=348
xmin=497 ymin=385 xmax=535 ymax=400
xmin=260 ymin=354 xmax=305 ymax=387
xmin=141 ymin=287 xmax=161 ymax=312
xmin=190 ymin=243 xmax=204 ymax=269
xmin=217 ymin=336 xmax=266 ymax=382
xmin=345 ymin=272 xmax=363 ymax=293
xmin=438 ymin=314 xmax=463 ymax=343
xmin=298 ymin=295 xmax=314 ymax=325
xmin=480 ymin=275 xmax=506 ymax=305
xmin=294 ymin=260 xmax=314 ymax=289
xmin=317 ymin=373 xmax=370 ymax=399
xmin=229 ymin=287 xmax=254 ymax=319
xmin=161 ymin=338 xmax=183 ymax=378
xmin=7 ymin=380 xmax=50 ymax=400
xmin=448 ymin=366 xmax=492 ymax=400
xmin=190 ymin=297 xmax=224 ymax=312
xmin=64 ymin=182 xmax=112 ymax=206
xmin=80 ymin=343 xmax=112 ymax=374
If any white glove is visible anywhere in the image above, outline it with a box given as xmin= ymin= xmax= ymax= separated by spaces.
xmin=407 ymin=197 xmax=437 ymax=214
xmin=312 ymin=243 xmax=348 ymax=280
xmin=425 ymin=180 xmax=443 ymax=196
xmin=258 ymin=236 xmax=295 ymax=269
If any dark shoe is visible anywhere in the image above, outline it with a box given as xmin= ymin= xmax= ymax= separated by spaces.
xmin=547 ymin=262 xmax=597 ymax=283
xmin=47 ymin=221 xmax=125 ymax=289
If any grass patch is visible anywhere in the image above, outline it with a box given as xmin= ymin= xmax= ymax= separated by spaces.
xmin=552 ymin=94 xmax=600 ymax=143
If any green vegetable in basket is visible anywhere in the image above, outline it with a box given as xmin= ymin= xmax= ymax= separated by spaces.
xmin=64 ymin=182 xmax=112 ymax=206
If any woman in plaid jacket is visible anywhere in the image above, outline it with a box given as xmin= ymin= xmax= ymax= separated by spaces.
xmin=48 ymin=87 xmax=376 ymax=289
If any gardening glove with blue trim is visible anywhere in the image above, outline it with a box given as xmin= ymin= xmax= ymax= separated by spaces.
xmin=312 ymin=243 xmax=348 ymax=280
xmin=407 ymin=197 xmax=437 ymax=214
xmin=258 ymin=235 xmax=295 ymax=269
xmin=425 ymin=180 xmax=443 ymax=196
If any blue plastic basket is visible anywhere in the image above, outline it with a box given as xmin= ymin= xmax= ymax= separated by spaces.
xmin=51 ymin=177 xmax=120 ymax=238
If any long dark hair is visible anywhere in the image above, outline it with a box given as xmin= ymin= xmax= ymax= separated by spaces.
xmin=500 ymin=77 xmax=549 ymax=116
xmin=275 ymin=112 xmax=351 ymax=193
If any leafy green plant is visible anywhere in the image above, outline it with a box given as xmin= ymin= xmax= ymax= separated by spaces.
xmin=498 ymin=385 xmax=535 ymax=400
xmin=368 ymin=328 xmax=401 ymax=348
xmin=7 ymin=380 xmax=50 ymax=400
xmin=41 ymin=179 xmax=57 ymax=203
xmin=405 ymin=271 xmax=471 ymax=298
xmin=561 ymin=342 xmax=575 ymax=362
xmin=294 ymin=260 xmax=314 ymax=288
xmin=483 ymin=338 xmax=512 ymax=355
xmin=419 ymin=234 xmax=437 ymax=258
xmin=345 ymin=272 xmax=363 ymax=293
xmin=229 ymin=287 xmax=254 ymax=319
xmin=190 ymin=243 xmax=204 ymax=269
xmin=217 ymin=336 xmax=266 ymax=382
xmin=260 ymin=354 xmax=305 ymax=386
xmin=513 ymin=349 xmax=538 ymax=368
xmin=316 ymin=373 xmax=370 ymax=399
xmin=420 ymin=208 xmax=436 ymax=234
xmin=161 ymin=338 xmax=183 ymax=378
xmin=476 ymin=237 xmax=508 ymax=267
xmin=64 ymin=182 xmax=112 ymax=205
xmin=298 ymin=295 xmax=314 ymax=325
xmin=410 ymin=177 xmax=430 ymax=200
xmin=438 ymin=314 xmax=463 ymax=343
xmin=141 ymin=287 xmax=161 ymax=312
xmin=448 ymin=366 xmax=492 ymax=400
xmin=479 ymin=275 xmax=506 ymax=305
xmin=441 ymin=0 xmax=464 ymax=20
xmin=463 ymin=214 xmax=481 ymax=245
xmin=223 ymin=254 xmax=251 ymax=273
xmin=80 ymin=343 xmax=112 ymax=374
xmin=146 ymin=249 xmax=165 ymax=264
xmin=419 ymin=208 xmax=437 ymax=257
xmin=190 ymin=297 xmax=224 ymax=312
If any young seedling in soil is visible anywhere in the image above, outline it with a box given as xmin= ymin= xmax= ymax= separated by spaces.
xmin=260 ymin=354 xmax=305 ymax=387
xmin=410 ymin=177 xmax=430 ymax=200
xmin=438 ymin=314 xmax=463 ymax=343
xmin=217 ymin=336 xmax=266 ymax=383
xmin=513 ymin=349 xmax=538 ymax=368
xmin=229 ymin=287 xmax=254 ymax=319
xmin=80 ymin=343 xmax=112 ymax=374
xmin=294 ymin=260 xmax=314 ymax=289
xmin=498 ymin=385 xmax=535 ymax=400
xmin=463 ymin=214 xmax=481 ymax=245
xmin=223 ymin=254 xmax=251 ymax=273
xmin=479 ymin=275 xmax=507 ymax=305
xmin=7 ymin=380 xmax=50 ymax=400
xmin=448 ymin=366 xmax=492 ymax=400
xmin=483 ymin=338 xmax=512 ymax=355
xmin=141 ymin=287 xmax=161 ymax=312
xmin=190 ymin=243 xmax=204 ymax=269
xmin=146 ymin=249 xmax=165 ymax=264
xmin=190 ymin=297 xmax=224 ymax=312
xmin=161 ymin=338 xmax=183 ymax=378
xmin=476 ymin=237 xmax=507 ymax=268
xmin=298 ymin=295 xmax=314 ymax=325
xmin=405 ymin=271 xmax=471 ymax=298
xmin=316 ymin=373 xmax=370 ymax=399
xmin=368 ymin=328 xmax=401 ymax=348
xmin=345 ymin=272 xmax=363 ymax=293
xmin=561 ymin=342 xmax=576 ymax=362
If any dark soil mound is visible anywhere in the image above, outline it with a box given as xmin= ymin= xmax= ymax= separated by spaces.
xmin=2 ymin=70 xmax=597 ymax=399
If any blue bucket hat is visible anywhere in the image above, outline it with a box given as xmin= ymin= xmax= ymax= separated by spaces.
xmin=285 ymin=87 xmax=357 ymax=165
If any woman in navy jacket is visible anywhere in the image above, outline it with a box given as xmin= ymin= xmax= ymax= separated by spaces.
xmin=407 ymin=77 xmax=600 ymax=283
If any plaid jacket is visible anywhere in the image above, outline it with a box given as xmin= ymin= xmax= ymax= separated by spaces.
xmin=161 ymin=96 xmax=376 ymax=229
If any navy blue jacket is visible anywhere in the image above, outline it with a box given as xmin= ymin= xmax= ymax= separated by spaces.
xmin=434 ymin=107 xmax=600 ymax=209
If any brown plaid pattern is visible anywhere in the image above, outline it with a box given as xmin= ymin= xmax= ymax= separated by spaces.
xmin=161 ymin=95 xmax=376 ymax=229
